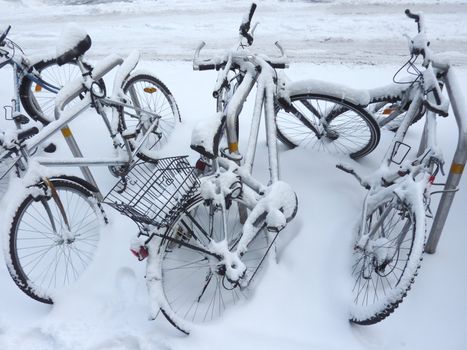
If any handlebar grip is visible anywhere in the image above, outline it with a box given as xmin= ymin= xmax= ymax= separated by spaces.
xmin=269 ymin=62 xmax=287 ymax=69
xmin=405 ymin=9 xmax=421 ymax=32
xmin=0 ymin=25 xmax=11 ymax=45
xmin=198 ymin=64 xmax=216 ymax=71
xmin=17 ymin=127 xmax=39 ymax=142
xmin=248 ymin=3 xmax=257 ymax=22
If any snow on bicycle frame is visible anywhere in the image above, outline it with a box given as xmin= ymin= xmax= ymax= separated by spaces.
xmin=191 ymin=3 xmax=297 ymax=283
xmin=22 ymin=25 xmax=172 ymax=192
xmin=338 ymin=9 xmax=457 ymax=325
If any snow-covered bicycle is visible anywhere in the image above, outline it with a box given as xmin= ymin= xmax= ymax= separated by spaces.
xmin=338 ymin=10 xmax=459 ymax=324
xmin=123 ymin=4 xmax=297 ymax=334
xmin=1 ymin=26 xmax=180 ymax=304
xmin=0 ymin=24 xmax=97 ymax=126
xmin=0 ymin=25 xmax=104 ymax=197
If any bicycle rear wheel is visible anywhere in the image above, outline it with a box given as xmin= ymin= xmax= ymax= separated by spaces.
xmin=5 ymin=178 xmax=104 ymax=303
xmin=149 ymin=195 xmax=271 ymax=334
xmin=122 ymin=73 xmax=180 ymax=159
xmin=350 ymin=195 xmax=425 ymax=324
xmin=275 ymin=94 xmax=380 ymax=159
xmin=19 ymin=59 xmax=96 ymax=125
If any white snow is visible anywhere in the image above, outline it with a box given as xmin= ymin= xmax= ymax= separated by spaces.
xmin=56 ymin=23 xmax=89 ymax=58
xmin=0 ymin=1 xmax=467 ymax=350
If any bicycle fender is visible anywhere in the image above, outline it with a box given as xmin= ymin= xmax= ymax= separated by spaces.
xmin=49 ymin=175 xmax=100 ymax=193
xmin=284 ymin=79 xmax=371 ymax=106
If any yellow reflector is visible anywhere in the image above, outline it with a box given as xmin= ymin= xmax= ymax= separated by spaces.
xmin=450 ymin=163 xmax=465 ymax=174
xmin=35 ymin=84 xmax=42 ymax=92
xmin=61 ymin=127 xmax=72 ymax=138
xmin=382 ymin=108 xmax=395 ymax=115
xmin=144 ymin=87 xmax=157 ymax=94
xmin=229 ymin=143 xmax=239 ymax=153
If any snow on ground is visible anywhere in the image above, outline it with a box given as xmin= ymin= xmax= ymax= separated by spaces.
xmin=0 ymin=1 xmax=467 ymax=349
xmin=1 ymin=0 xmax=467 ymax=65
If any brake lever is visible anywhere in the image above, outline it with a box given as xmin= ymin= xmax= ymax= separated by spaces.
xmin=193 ymin=41 xmax=206 ymax=70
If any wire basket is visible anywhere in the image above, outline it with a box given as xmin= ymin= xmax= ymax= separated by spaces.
xmin=104 ymin=156 xmax=199 ymax=229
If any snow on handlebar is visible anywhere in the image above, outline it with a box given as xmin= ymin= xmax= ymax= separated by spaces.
xmin=0 ymin=25 xmax=11 ymax=45
xmin=193 ymin=41 xmax=289 ymax=72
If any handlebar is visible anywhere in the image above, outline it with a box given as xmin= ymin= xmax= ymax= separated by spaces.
xmin=17 ymin=127 xmax=39 ymax=142
xmin=0 ymin=25 xmax=11 ymax=45
xmin=193 ymin=41 xmax=227 ymax=71
xmin=405 ymin=9 xmax=422 ymax=33
xmin=239 ymin=3 xmax=257 ymax=46
xmin=193 ymin=40 xmax=289 ymax=71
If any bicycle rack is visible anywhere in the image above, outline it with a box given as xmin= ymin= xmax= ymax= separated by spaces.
xmin=423 ymin=67 xmax=467 ymax=254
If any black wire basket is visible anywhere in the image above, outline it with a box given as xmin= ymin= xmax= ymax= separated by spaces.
xmin=104 ymin=156 xmax=199 ymax=229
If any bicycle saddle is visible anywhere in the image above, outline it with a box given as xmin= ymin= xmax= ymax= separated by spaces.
xmin=56 ymin=33 xmax=92 ymax=66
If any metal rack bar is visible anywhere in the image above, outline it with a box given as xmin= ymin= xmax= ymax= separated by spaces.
xmin=426 ymin=67 xmax=467 ymax=253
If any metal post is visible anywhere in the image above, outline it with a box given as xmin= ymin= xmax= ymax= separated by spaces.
xmin=60 ymin=125 xmax=104 ymax=201
xmin=426 ymin=67 xmax=467 ymax=253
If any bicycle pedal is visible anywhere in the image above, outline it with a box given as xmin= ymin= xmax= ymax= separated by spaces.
xmin=43 ymin=142 xmax=57 ymax=153
xmin=130 ymin=246 xmax=149 ymax=261
xmin=14 ymin=114 xmax=30 ymax=125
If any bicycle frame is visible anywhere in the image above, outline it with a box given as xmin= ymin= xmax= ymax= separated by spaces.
xmin=189 ymin=39 xmax=296 ymax=286
xmin=0 ymin=52 xmax=163 ymax=200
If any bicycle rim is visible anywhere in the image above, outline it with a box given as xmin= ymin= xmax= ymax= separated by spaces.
xmin=20 ymin=60 xmax=88 ymax=124
xmin=154 ymin=195 xmax=270 ymax=332
xmin=276 ymin=94 xmax=380 ymax=159
xmin=7 ymin=180 xmax=102 ymax=303
xmin=350 ymin=196 xmax=422 ymax=324
xmin=122 ymin=74 xmax=180 ymax=158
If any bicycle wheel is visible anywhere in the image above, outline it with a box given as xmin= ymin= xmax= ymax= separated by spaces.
xmin=350 ymin=195 xmax=425 ymax=324
xmin=19 ymin=59 xmax=96 ymax=125
xmin=151 ymin=195 xmax=271 ymax=334
xmin=122 ymin=73 xmax=180 ymax=159
xmin=6 ymin=178 xmax=103 ymax=303
xmin=275 ymin=94 xmax=380 ymax=159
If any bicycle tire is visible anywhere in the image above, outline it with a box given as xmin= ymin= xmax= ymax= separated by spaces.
xmin=150 ymin=194 xmax=271 ymax=334
xmin=350 ymin=195 xmax=425 ymax=324
xmin=19 ymin=59 xmax=97 ymax=125
xmin=121 ymin=73 xmax=180 ymax=160
xmin=5 ymin=178 xmax=103 ymax=303
xmin=275 ymin=94 xmax=380 ymax=159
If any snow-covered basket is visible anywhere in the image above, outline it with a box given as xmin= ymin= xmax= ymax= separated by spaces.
xmin=104 ymin=156 xmax=199 ymax=230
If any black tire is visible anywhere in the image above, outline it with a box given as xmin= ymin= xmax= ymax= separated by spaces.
xmin=150 ymin=194 xmax=271 ymax=334
xmin=5 ymin=178 xmax=103 ymax=303
xmin=19 ymin=59 xmax=97 ymax=125
xmin=350 ymin=195 xmax=424 ymax=324
xmin=275 ymin=94 xmax=380 ymax=159
xmin=121 ymin=74 xmax=180 ymax=160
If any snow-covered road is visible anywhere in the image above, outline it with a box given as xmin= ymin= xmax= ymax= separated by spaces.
xmin=1 ymin=0 xmax=467 ymax=64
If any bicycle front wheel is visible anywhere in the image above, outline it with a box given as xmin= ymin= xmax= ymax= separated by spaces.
xmin=150 ymin=195 xmax=271 ymax=334
xmin=350 ymin=195 xmax=425 ymax=324
xmin=275 ymin=94 xmax=380 ymax=159
xmin=6 ymin=178 xmax=103 ymax=303
xmin=122 ymin=73 xmax=180 ymax=159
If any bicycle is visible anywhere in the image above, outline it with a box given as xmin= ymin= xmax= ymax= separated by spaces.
xmin=0 ymin=24 xmax=102 ymax=126
xmin=0 ymin=24 xmax=105 ymax=199
xmin=114 ymin=3 xmax=297 ymax=334
xmin=337 ymin=10 xmax=458 ymax=325
xmin=273 ymin=16 xmax=450 ymax=158
xmin=1 ymin=26 xmax=181 ymax=304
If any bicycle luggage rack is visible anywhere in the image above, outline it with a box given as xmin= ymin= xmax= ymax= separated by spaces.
xmin=104 ymin=156 xmax=200 ymax=231
xmin=422 ymin=67 xmax=467 ymax=253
